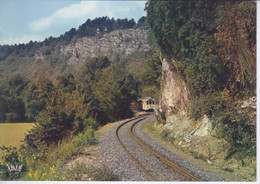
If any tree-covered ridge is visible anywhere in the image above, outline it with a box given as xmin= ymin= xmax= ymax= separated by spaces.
xmin=0 ymin=17 xmax=148 ymax=81
xmin=0 ymin=16 xmax=146 ymax=60
xmin=146 ymin=0 xmax=256 ymax=159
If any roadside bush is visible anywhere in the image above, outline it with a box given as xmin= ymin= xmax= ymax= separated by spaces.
xmin=23 ymin=126 xmax=97 ymax=166
xmin=72 ymin=128 xmax=97 ymax=147
xmin=19 ymin=126 xmax=98 ymax=181
xmin=73 ymin=117 xmax=98 ymax=135
xmin=213 ymin=111 xmax=256 ymax=160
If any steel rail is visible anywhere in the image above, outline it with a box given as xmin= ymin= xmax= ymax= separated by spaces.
xmin=130 ymin=117 xmax=201 ymax=181
xmin=115 ymin=115 xmax=157 ymax=181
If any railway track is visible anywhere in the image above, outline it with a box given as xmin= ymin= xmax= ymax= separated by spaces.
xmin=116 ymin=114 xmax=200 ymax=181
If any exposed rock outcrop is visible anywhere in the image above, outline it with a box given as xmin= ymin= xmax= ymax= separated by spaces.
xmin=59 ymin=27 xmax=149 ymax=65
xmin=158 ymin=58 xmax=190 ymax=119
xmin=156 ymin=57 xmax=213 ymax=142
xmin=156 ymin=57 xmax=256 ymax=177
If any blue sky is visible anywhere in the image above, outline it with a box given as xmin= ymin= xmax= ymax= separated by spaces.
xmin=0 ymin=0 xmax=146 ymax=45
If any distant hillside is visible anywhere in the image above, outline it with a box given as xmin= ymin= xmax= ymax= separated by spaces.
xmin=59 ymin=27 xmax=149 ymax=65
xmin=0 ymin=16 xmax=162 ymax=124
xmin=0 ymin=16 xmax=149 ymax=80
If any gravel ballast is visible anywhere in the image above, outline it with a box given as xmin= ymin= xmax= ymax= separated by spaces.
xmin=134 ymin=114 xmax=223 ymax=181
xmin=98 ymin=117 xmax=150 ymax=181
xmin=98 ymin=114 xmax=223 ymax=181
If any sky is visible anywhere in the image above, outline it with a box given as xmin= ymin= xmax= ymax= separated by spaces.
xmin=0 ymin=0 xmax=147 ymax=45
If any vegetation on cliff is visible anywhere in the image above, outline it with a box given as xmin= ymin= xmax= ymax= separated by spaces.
xmin=146 ymin=0 xmax=256 ymax=160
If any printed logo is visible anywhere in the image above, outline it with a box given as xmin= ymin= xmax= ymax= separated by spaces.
xmin=7 ymin=164 xmax=23 ymax=172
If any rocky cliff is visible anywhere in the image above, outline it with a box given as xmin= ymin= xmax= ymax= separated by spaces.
xmin=157 ymin=57 xmax=256 ymax=179
xmin=34 ymin=27 xmax=149 ymax=66
xmin=157 ymin=57 xmax=225 ymax=144
xmin=0 ymin=26 xmax=150 ymax=80
xmin=156 ymin=57 xmax=207 ymax=141
xmin=158 ymin=58 xmax=190 ymax=120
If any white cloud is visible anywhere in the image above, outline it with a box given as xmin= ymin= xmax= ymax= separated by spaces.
xmin=1 ymin=34 xmax=45 ymax=45
xmin=29 ymin=1 xmax=146 ymax=33
xmin=29 ymin=1 xmax=98 ymax=32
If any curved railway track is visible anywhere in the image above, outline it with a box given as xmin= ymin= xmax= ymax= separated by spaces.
xmin=116 ymin=114 xmax=200 ymax=181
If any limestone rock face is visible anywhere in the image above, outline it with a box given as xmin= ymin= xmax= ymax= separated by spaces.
xmin=59 ymin=27 xmax=149 ymax=65
xmin=157 ymin=58 xmax=190 ymax=123
xmin=157 ymin=58 xmax=213 ymax=142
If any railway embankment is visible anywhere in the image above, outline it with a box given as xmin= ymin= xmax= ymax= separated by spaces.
xmin=97 ymin=114 xmax=221 ymax=181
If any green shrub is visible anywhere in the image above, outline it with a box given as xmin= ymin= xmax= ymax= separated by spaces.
xmin=73 ymin=117 xmax=98 ymax=135
xmin=213 ymin=111 xmax=256 ymax=160
xmin=0 ymin=164 xmax=9 ymax=180
xmin=18 ymin=124 xmax=98 ymax=180
xmin=72 ymin=128 xmax=97 ymax=147
xmin=190 ymin=91 xmax=222 ymax=120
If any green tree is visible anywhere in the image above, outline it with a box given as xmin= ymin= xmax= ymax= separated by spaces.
xmin=23 ymin=77 xmax=54 ymax=122
xmin=140 ymin=51 xmax=161 ymax=101
xmin=32 ymin=89 xmax=75 ymax=145
xmin=56 ymin=73 xmax=76 ymax=93
xmin=0 ymin=75 xmax=28 ymax=122
xmin=77 ymin=56 xmax=138 ymax=124
xmin=92 ymin=64 xmax=137 ymax=122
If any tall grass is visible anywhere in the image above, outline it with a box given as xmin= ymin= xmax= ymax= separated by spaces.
xmin=46 ymin=128 xmax=97 ymax=164
xmin=1 ymin=128 xmax=97 ymax=181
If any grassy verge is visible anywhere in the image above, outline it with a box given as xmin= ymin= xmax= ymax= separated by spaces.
xmin=0 ymin=126 xmax=119 ymax=181
xmin=142 ymin=119 xmax=256 ymax=182
xmin=18 ymin=128 xmax=97 ymax=181
xmin=62 ymin=123 xmax=120 ymax=181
